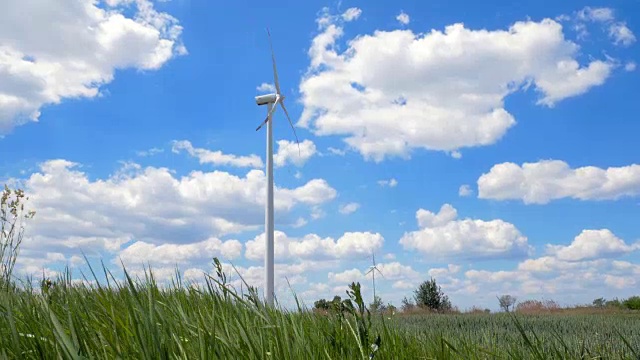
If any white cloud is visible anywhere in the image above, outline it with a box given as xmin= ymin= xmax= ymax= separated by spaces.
xmin=545 ymin=229 xmax=640 ymax=261
xmin=298 ymin=9 xmax=618 ymax=162
xmin=11 ymin=158 xmax=336 ymax=271
xmin=609 ymin=23 xmax=636 ymax=46
xmin=310 ymin=206 xmax=326 ymax=220
xmin=117 ymin=237 xmax=243 ymax=267
xmin=341 ymin=7 xmax=362 ymax=22
xmin=0 ymin=0 xmax=185 ymax=133
xmin=429 ymin=264 xmax=462 ymax=278
xmin=416 ymin=204 xmax=457 ymax=228
xmin=172 ymin=140 xmax=263 ymax=168
xmin=570 ymin=7 xmax=636 ymax=47
xmin=400 ymin=204 xmax=531 ymax=259
xmin=274 ymin=139 xmax=317 ymax=167
xmin=604 ymin=274 xmax=636 ymax=289
xmin=256 ymin=82 xmax=276 ymax=92
xmin=291 ymin=217 xmax=308 ymax=228
xmin=245 ymin=230 xmax=384 ymax=261
xmin=339 ymin=202 xmax=360 ymax=214
xmin=448 ymin=245 xmax=640 ymax=310
xmin=477 ymin=160 xmax=640 ymax=204
xmin=392 ymin=280 xmax=415 ymax=290
xmin=396 ymin=11 xmax=410 ymax=25
xmin=375 ymin=262 xmax=420 ymax=280
xmin=625 ymin=62 xmax=636 ymax=72
xmin=432 ymin=224 xmax=640 ymax=309
xmin=378 ymin=178 xmax=398 ymax=188
xmin=327 ymin=147 xmax=347 ymax=156
xmin=576 ymin=7 xmax=614 ymax=22
xmin=136 ymin=147 xmax=164 ymax=157
xmin=458 ymin=184 xmax=473 ymax=197
xmin=329 ymin=268 xmax=363 ymax=283
xmin=329 ymin=261 xmax=419 ymax=284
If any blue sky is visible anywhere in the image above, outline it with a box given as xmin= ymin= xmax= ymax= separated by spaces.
xmin=1 ymin=0 xmax=639 ymax=310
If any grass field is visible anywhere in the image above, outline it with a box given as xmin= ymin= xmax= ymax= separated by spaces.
xmin=1 ymin=259 xmax=639 ymax=360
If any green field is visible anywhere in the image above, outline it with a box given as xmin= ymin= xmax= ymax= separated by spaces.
xmin=1 ymin=261 xmax=639 ymax=360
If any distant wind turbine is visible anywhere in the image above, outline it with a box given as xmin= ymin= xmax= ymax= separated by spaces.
xmin=254 ymin=28 xmax=301 ymax=307
xmin=365 ymin=252 xmax=384 ymax=303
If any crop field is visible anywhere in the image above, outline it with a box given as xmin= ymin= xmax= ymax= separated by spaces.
xmin=1 ymin=261 xmax=639 ymax=360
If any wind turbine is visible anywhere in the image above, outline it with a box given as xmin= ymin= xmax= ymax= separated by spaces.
xmin=254 ymin=28 xmax=300 ymax=307
xmin=365 ymin=252 xmax=385 ymax=304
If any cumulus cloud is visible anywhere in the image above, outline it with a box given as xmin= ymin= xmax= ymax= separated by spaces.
xmin=451 ymin=251 xmax=640 ymax=307
xmin=545 ymin=229 xmax=640 ymax=261
xmin=400 ymin=204 xmax=531 ymax=259
xmin=477 ymin=160 xmax=640 ymax=204
xmin=172 ymin=140 xmax=263 ymax=168
xmin=0 ymin=0 xmax=185 ymax=133
xmin=339 ymin=202 xmax=360 ymax=214
xmin=396 ymin=11 xmax=410 ymax=25
xmin=298 ymin=8 xmax=620 ymax=162
xmin=117 ymin=237 xmax=243 ymax=267
xmin=328 ymin=262 xmax=419 ymax=284
xmin=244 ymin=230 xmax=384 ymax=261
xmin=428 ymin=225 xmax=640 ymax=309
xmin=458 ymin=184 xmax=473 ymax=197
xmin=10 ymin=158 xmax=336 ymax=274
xmin=274 ymin=139 xmax=317 ymax=167
xmin=256 ymin=82 xmax=276 ymax=92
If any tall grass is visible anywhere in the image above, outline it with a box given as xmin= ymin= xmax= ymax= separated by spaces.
xmin=1 ymin=258 xmax=639 ymax=359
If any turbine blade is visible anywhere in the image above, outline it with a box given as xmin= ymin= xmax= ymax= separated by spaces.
xmin=267 ymin=28 xmax=281 ymax=95
xmin=255 ymin=97 xmax=280 ymax=131
xmin=279 ymin=100 xmax=301 ymax=156
xmin=255 ymin=116 xmax=268 ymax=131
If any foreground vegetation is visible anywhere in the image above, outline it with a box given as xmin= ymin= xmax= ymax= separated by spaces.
xmin=0 ymin=261 xmax=639 ymax=359
xmin=2 ymin=185 xmax=640 ymax=359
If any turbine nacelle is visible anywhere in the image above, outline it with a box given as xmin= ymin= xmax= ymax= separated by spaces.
xmin=255 ymin=93 xmax=278 ymax=106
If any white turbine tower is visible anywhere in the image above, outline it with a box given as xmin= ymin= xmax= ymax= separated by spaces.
xmin=365 ymin=252 xmax=384 ymax=304
xmin=254 ymin=28 xmax=300 ymax=307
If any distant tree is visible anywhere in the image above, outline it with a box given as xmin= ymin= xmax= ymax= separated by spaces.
xmin=623 ymin=296 xmax=640 ymax=310
xmin=498 ymin=294 xmax=517 ymax=312
xmin=369 ymin=295 xmax=385 ymax=313
xmin=605 ymin=298 xmax=623 ymax=309
xmin=414 ymin=277 xmax=452 ymax=312
xmin=401 ymin=296 xmax=415 ymax=312
xmin=314 ymin=298 xmax=330 ymax=310
xmin=386 ymin=303 xmax=397 ymax=314
xmin=592 ymin=297 xmax=606 ymax=308
xmin=330 ymin=295 xmax=343 ymax=312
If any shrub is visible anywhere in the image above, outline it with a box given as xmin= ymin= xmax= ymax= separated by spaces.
xmin=515 ymin=299 xmax=560 ymax=314
xmin=1 ymin=185 xmax=35 ymax=290
xmin=623 ymin=296 xmax=640 ymax=310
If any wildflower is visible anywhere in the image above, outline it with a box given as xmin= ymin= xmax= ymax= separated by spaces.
xmin=369 ymin=335 xmax=381 ymax=359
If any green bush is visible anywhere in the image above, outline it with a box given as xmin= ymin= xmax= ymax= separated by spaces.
xmin=623 ymin=296 xmax=640 ymax=310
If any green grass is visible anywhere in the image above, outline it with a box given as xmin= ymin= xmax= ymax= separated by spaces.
xmin=1 ymin=259 xmax=639 ymax=359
